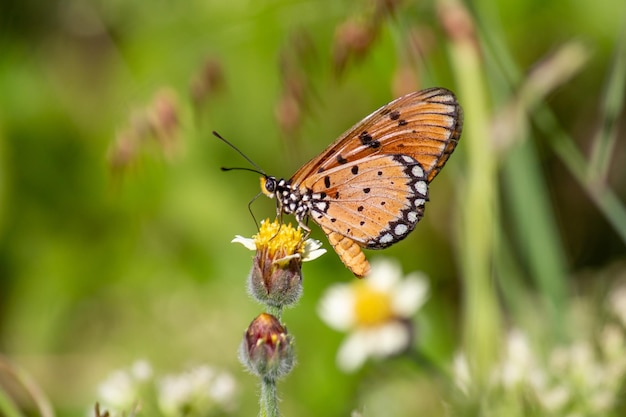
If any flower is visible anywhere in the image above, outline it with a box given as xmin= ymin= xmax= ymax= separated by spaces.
xmin=453 ymin=323 xmax=626 ymax=416
xmin=232 ymin=219 xmax=326 ymax=263
xmin=157 ymin=365 xmax=237 ymax=417
xmin=239 ymin=313 xmax=295 ymax=380
xmin=95 ymin=359 xmax=153 ymax=417
xmin=233 ymin=219 xmax=325 ymax=307
xmin=317 ymin=257 xmax=429 ymax=372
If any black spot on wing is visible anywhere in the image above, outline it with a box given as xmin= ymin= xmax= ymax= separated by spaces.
xmin=359 ymin=131 xmax=380 ymax=149
xmin=359 ymin=131 xmax=373 ymax=145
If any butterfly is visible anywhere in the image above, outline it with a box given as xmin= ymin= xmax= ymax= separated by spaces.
xmin=219 ymin=87 xmax=463 ymax=277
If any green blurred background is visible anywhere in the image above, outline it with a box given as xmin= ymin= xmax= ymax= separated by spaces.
xmin=1 ymin=0 xmax=625 ymax=416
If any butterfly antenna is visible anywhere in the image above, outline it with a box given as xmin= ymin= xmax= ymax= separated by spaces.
xmin=247 ymin=192 xmax=263 ymax=231
xmin=213 ymin=131 xmax=266 ymax=175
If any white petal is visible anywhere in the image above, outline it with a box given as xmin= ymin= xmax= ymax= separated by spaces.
xmin=391 ymin=272 xmax=429 ymax=317
xmin=452 ymin=352 xmax=471 ymax=395
xmin=367 ymin=258 xmax=402 ymax=291
xmin=536 ymin=385 xmax=570 ymax=412
xmin=317 ymin=284 xmax=355 ymax=331
xmin=209 ymin=372 xmax=237 ymax=404
xmin=500 ymin=329 xmax=535 ymax=387
xmin=336 ymin=323 xmax=410 ymax=373
xmin=274 ymin=253 xmax=301 ymax=265
xmin=231 ymin=235 xmax=256 ymax=251
xmin=336 ymin=331 xmax=370 ymax=373
xmin=302 ymin=238 xmax=327 ymax=262
xmin=131 ymin=359 xmax=153 ymax=381
xmin=369 ymin=322 xmax=410 ymax=357
xmin=98 ymin=370 xmax=136 ymax=409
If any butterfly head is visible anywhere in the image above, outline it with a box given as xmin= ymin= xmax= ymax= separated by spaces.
xmin=260 ymin=176 xmax=278 ymax=199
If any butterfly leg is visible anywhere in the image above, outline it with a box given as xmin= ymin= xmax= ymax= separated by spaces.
xmin=299 ymin=219 xmax=311 ymax=238
xmin=321 ymin=226 xmax=370 ymax=278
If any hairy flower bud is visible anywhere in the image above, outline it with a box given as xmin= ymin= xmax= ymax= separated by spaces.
xmin=239 ymin=313 xmax=295 ymax=380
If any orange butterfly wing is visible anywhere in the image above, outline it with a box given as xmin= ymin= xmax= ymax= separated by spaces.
xmin=291 ymin=87 xmax=463 ymax=276
xmin=290 ymin=87 xmax=462 ymax=184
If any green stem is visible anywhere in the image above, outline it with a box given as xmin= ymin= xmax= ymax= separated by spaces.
xmin=0 ymin=387 xmax=26 ymax=417
xmin=260 ymin=376 xmax=279 ymax=417
xmin=444 ymin=0 xmax=501 ymax=382
xmin=266 ymin=305 xmax=283 ymax=321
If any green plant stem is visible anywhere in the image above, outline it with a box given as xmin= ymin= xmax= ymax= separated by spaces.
xmin=260 ymin=376 xmax=279 ymax=417
xmin=267 ymin=305 xmax=283 ymax=321
xmin=0 ymin=355 xmax=54 ymax=417
xmin=588 ymin=29 xmax=626 ymax=183
xmin=0 ymin=388 xmax=25 ymax=417
xmin=444 ymin=0 xmax=501 ymax=383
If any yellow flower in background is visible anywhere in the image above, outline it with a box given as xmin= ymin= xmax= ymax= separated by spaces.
xmin=317 ymin=257 xmax=429 ymax=372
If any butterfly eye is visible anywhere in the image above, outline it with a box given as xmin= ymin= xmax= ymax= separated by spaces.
xmin=261 ymin=176 xmax=278 ymax=197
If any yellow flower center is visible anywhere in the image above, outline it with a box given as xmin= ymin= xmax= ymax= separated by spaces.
xmin=353 ymin=281 xmax=394 ymax=326
xmin=254 ymin=219 xmax=304 ymax=260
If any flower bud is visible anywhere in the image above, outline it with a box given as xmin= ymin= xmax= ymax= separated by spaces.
xmin=239 ymin=313 xmax=295 ymax=380
xmin=232 ymin=219 xmax=325 ymax=308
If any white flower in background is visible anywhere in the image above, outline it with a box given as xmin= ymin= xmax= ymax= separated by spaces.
xmin=317 ymin=257 xmax=429 ymax=372
xmin=96 ymin=359 xmax=152 ymax=416
xmin=157 ymin=365 xmax=237 ymax=417
xmin=452 ymin=352 xmax=471 ymax=395
xmin=499 ymin=329 xmax=537 ymax=388
xmin=454 ymin=321 xmax=626 ymax=416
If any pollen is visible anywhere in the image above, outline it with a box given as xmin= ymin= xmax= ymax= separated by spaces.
xmin=353 ymin=282 xmax=393 ymax=326
xmin=254 ymin=219 xmax=304 ymax=258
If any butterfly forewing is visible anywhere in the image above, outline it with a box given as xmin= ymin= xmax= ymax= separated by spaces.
xmin=290 ymin=87 xmax=462 ymax=185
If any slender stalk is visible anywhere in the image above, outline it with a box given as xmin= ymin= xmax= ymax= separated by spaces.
xmin=0 ymin=355 xmax=54 ymax=417
xmin=267 ymin=305 xmax=283 ymax=321
xmin=260 ymin=377 xmax=279 ymax=417
xmin=440 ymin=0 xmax=501 ymax=382
xmin=588 ymin=29 xmax=626 ymax=183
xmin=0 ymin=388 xmax=25 ymax=417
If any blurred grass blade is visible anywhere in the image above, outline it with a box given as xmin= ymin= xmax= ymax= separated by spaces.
xmin=0 ymin=388 xmax=26 ymax=417
xmin=0 ymin=356 xmax=55 ymax=417
xmin=491 ymin=43 xmax=590 ymax=326
xmin=533 ymin=107 xmax=626 ymax=243
xmin=588 ymin=30 xmax=626 ymax=183
xmin=501 ymin=140 xmax=568 ymax=320
xmin=479 ymin=12 xmax=626 ymax=244
xmin=439 ymin=0 xmax=501 ymax=382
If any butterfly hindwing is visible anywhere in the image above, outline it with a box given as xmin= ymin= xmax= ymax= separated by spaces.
xmin=305 ymin=153 xmax=428 ymax=248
